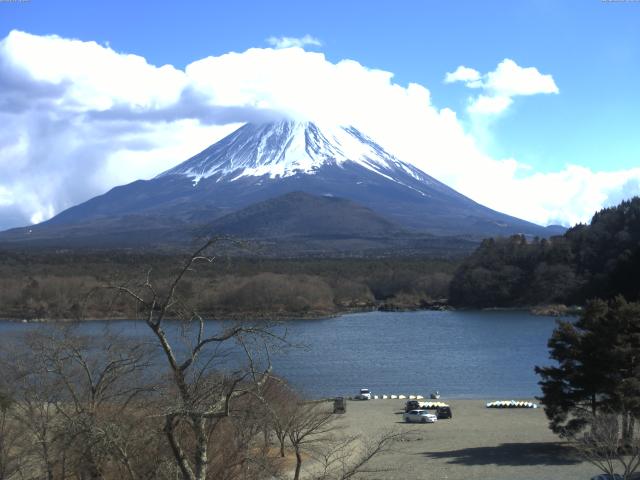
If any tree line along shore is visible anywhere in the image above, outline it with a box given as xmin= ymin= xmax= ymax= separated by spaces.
xmin=0 ymin=252 xmax=456 ymax=321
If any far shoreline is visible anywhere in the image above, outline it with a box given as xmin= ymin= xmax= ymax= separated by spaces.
xmin=0 ymin=302 xmax=581 ymax=324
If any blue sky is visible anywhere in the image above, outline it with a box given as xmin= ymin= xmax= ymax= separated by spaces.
xmin=0 ymin=0 xmax=639 ymax=228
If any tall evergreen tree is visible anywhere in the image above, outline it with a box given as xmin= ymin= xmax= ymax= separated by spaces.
xmin=536 ymin=297 xmax=640 ymax=441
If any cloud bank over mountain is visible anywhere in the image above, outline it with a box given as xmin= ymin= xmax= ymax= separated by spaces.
xmin=0 ymin=30 xmax=637 ymax=230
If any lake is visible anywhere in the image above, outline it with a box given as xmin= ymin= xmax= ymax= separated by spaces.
xmin=0 ymin=310 xmax=562 ymax=399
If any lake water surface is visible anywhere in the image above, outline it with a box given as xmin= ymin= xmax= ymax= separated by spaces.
xmin=0 ymin=310 xmax=561 ymax=399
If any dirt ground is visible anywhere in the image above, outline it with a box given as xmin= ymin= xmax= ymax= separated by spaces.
xmin=325 ymin=399 xmax=602 ymax=480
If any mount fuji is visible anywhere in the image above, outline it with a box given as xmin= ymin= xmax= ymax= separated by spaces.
xmin=0 ymin=120 xmax=563 ymax=253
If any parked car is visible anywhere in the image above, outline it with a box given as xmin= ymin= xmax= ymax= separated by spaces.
xmin=405 ymin=400 xmax=421 ymax=412
xmin=355 ymin=388 xmax=372 ymax=400
xmin=436 ymin=406 xmax=453 ymax=419
xmin=403 ymin=409 xmax=437 ymax=423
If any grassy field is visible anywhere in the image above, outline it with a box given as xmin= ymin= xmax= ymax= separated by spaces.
xmin=328 ymin=399 xmax=600 ymax=480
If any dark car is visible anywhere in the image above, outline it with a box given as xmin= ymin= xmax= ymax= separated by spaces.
xmin=436 ymin=406 xmax=452 ymax=419
xmin=405 ymin=400 xmax=421 ymax=412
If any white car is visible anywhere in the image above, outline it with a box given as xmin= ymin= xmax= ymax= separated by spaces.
xmin=403 ymin=409 xmax=438 ymax=423
xmin=355 ymin=388 xmax=372 ymax=400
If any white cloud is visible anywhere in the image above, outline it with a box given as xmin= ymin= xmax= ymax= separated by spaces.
xmin=467 ymin=95 xmax=513 ymax=115
xmin=266 ymin=34 xmax=322 ymax=49
xmin=452 ymin=164 xmax=640 ymax=228
xmin=445 ymin=58 xmax=559 ymax=114
xmin=2 ymin=30 xmax=187 ymax=110
xmin=444 ymin=65 xmax=482 ymax=86
xmin=0 ymin=30 xmax=637 ymax=231
xmin=485 ymin=58 xmax=559 ymax=97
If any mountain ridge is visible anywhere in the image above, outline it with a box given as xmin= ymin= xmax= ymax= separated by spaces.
xmin=0 ymin=120 xmax=564 ymax=252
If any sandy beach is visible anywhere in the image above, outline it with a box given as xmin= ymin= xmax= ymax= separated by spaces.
xmin=326 ymin=399 xmax=599 ymax=480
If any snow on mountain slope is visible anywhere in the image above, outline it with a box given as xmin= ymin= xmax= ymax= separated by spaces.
xmin=0 ymin=118 xmax=563 ymax=248
xmin=158 ymin=120 xmax=434 ymax=192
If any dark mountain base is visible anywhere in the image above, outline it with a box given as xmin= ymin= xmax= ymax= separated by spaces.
xmin=0 ymin=192 xmax=479 ymax=257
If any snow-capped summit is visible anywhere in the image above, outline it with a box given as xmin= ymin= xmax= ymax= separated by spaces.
xmin=159 ymin=120 xmax=432 ymax=189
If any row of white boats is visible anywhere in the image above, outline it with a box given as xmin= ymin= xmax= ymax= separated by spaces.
xmin=486 ymin=400 xmax=538 ymax=408
xmin=352 ymin=389 xmax=537 ymax=408
xmin=355 ymin=394 xmax=427 ymax=400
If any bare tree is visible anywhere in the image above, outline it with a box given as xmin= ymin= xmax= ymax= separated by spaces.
xmin=204 ymin=399 xmax=282 ymax=480
xmin=284 ymin=399 xmax=402 ymax=480
xmin=34 ymin=331 xmax=153 ymax=479
xmin=2 ymin=328 xmax=161 ymax=480
xmin=111 ymin=239 xmax=282 ymax=480
xmin=2 ymin=344 xmax=67 ymax=480
xmin=310 ymin=431 xmax=402 ymax=480
xmin=0 ymin=390 xmax=25 ymax=480
xmin=8 ymin=376 xmax=60 ymax=480
xmin=287 ymin=401 xmax=336 ymax=480
xmin=259 ymin=376 xmax=300 ymax=458
xmin=570 ymin=412 xmax=640 ymax=480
